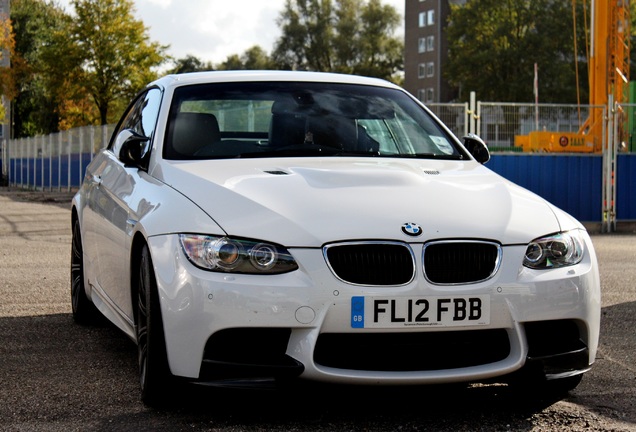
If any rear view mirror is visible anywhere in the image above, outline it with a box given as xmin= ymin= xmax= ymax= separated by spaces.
xmin=118 ymin=129 xmax=151 ymax=170
xmin=463 ymin=133 xmax=490 ymax=164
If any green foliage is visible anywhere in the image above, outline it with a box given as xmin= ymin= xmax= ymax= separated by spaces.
xmin=445 ymin=0 xmax=589 ymax=103
xmin=630 ymin=1 xmax=636 ymax=81
xmin=272 ymin=0 xmax=403 ymax=82
xmin=78 ymin=0 xmax=167 ymax=123
xmin=10 ymin=0 xmax=66 ymax=137
xmin=46 ymin=0 xmax=168 ymax=125
xmin=168 ymin=55 xmax=214 ymax=74
xmin=0 ymin=14 xmax=13 ymax=123
xmin=216 ymin=46 xmax=276 ymax=71
xmin=12 ymin=0 xmax=169 ymax=131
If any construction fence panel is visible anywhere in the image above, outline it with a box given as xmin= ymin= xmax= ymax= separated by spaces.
xmin=476 ymin=102 xmax=605 ymax=151
xmin=616 ymin=153 xmax=636 ymax=220
xmin=487 ymin=153 xmax=603 ymax=223
xmin=2 ymin=125 xmax=115 ymax=191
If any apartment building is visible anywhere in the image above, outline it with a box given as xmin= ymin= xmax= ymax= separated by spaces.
xmin=403 ymin=0 xmax=465 ymax=103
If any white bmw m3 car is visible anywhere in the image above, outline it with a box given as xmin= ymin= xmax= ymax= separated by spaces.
xmin=71 ymin=70 xmax=600 ymax=404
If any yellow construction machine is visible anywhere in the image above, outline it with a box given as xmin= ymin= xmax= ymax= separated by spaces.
xmin=514 ymin=0 xmax=630 ymax=152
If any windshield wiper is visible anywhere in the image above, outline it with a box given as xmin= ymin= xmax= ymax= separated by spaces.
xmin=236 ymin=144 xmax=342 ymax=158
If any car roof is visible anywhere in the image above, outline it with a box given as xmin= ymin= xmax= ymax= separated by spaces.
xmin=149 ymin=70 xmax=401 ymax=91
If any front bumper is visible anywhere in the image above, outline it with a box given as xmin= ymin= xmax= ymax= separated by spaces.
xmin=148 ymin=233 xmax=601 ymax=386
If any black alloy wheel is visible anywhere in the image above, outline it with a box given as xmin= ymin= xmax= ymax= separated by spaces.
xmin=71 ymin=218 xmax=97 ymax=324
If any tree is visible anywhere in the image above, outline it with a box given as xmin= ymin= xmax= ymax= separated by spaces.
xmin=630 ymin=1 xmax=636 ymax=81
xmin=272 ymin=0 xmax=403 ymax=82
xmin=355 ymin=0 xmax=403 ymax=79
xmin=445 ymin=0 xmax=587 ymax=103
xmin=46 ymin=0 xmax=168 ymax=126
xmin=168 ymin=54 xmax=213 ymax=74
xmin=10 ymin=0 xmax=67 ymax=137
xmin=216 ymin=45 xmax=276 ymax=70
xmin=0 ymin=9 xmax=16 ymax=124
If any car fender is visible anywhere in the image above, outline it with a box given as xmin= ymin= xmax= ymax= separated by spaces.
xmin=127 ymin=170 xmax=226 ymax=240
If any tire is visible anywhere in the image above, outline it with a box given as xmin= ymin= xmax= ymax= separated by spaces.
xmin=70 ymin=218 xmax=98 ymax=325
xmin=137 ymin=244 xmax=174 ymax=405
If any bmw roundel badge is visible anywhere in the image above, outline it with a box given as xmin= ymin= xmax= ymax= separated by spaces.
xmin=401 ymin=222 xmax=422 ymax=237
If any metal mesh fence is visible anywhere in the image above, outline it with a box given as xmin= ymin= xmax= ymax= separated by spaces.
xmin=426 ymin=102 xmax=468 ymax=139
xmin=2 ymin=125 xmax=115 ymax=191
xmin=477 ymin=102 xmax=605 ymax=151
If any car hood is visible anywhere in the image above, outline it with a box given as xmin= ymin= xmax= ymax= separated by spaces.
xmin=156 ymin=158 xmax=571 ymax=247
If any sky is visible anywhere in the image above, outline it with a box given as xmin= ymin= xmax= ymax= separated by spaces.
xmin=54 ymin=0 xmax=406 ymax=68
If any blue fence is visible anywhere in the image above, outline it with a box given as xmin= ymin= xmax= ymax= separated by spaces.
xmin=1 ymin=124 xmax=114 ymax=191
xmin=488 ymin=154 xmax=604 ymax=222
xmin=6 ymin=153 xmax=92 ymax=190
xmin=616 ymin=154 xmax=636 ymax=220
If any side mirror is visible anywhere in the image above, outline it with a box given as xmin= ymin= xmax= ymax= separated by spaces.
xmin=463 ymin=133 xmax=490 ymax=164
xmin=118 ymin=129 xmax=151 ymax=170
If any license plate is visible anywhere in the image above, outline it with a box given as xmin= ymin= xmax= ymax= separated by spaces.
xmin=351 ymin=295 xmax=490 ymax=328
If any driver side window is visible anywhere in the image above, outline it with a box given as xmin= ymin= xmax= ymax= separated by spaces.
xmin=109 ymin=87 xmax=162 ymax=155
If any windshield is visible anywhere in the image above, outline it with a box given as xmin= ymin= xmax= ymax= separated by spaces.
xmin=163 ymin=81 xmax=467 ymax=160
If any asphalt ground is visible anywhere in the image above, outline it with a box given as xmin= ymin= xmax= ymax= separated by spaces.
xmin=0 ymin=186 xmax=635 ymax=432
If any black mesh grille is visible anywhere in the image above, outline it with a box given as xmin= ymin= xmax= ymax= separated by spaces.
xmin=314 ymin=329 xmax=510 ymax=371
xmin=325 ymin=243 xmax=414 ymax=286
xmin=424 ymin=241 xmax=500 ymax=284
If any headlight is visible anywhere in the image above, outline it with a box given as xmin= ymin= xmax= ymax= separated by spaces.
xmin=523 ymin=230 xmax=585 ymax=269
xmin=179 ymin=234 xmax=299 ymax=274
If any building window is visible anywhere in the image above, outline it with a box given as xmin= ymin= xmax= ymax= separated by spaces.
xmin=418 ymin=63 xmax=426 ymax=78
xmin=427 ymin=35 xmax=435 ymax=51
xmin=427 ymin=88 xmax=435 ymax=103
xmin=418 ymin=38 xmax=426 ymax=53
xmin=420 ymin=10 xmax=434 ymax=27
xmin=417 ymin=89 xmax=426 ymax=102
xmin=427 ymin=62 xmax=435 ymax=77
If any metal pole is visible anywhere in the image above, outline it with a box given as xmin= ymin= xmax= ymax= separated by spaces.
xmin=463 ymin=102 xmax=469 ymax=137
xmin=48 ymin=134 xmax=53 ymax=191
xmin=469 ymin=91 xmax=476 ymax=135
xmin=40 ymin=135 xmax=44 ymax=190
xmin=611 ymin=101 xmax=618 ymax=232
xmin=26 ymin=137 xmax=31 ymax=190
xmin=67 ymin=130 xmax=71 ymax=192
xmin=57 ymin=133 xmax=62 ymax=192
xmin=602 ymin=96 xmax=613 ymax=233
xmin=78 ymin=127 xmax=83 ymax=187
